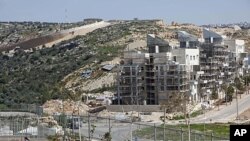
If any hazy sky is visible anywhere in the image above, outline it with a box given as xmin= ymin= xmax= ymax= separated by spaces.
xmin=0 ymin=0 xmax=249 ymax=25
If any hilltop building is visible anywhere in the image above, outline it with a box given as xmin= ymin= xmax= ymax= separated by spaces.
xmin=116 ymin=29 xmax=249 ymax=105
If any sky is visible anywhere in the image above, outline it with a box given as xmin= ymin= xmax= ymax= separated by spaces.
xmin=0 ymin=0 xmax=250 ymax=25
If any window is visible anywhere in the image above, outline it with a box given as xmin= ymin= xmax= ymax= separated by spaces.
xmin=160 ymin=71 xmax=164 ymax=75
xmin=193 ymin=56 xmax=195 ymax=60
xmin=160 ymin=86 xmax=164 ymax=91
xmin=173 ymin=56 xmax=177 ymax=61
xmin=160 ymin=79 xmax=164 ymax=85
xmin=190 ymin=56 xmax=192 ymax=60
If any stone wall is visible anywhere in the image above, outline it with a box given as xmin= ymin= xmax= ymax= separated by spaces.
xmin=107 ymin=105 xmax=162 ymax=112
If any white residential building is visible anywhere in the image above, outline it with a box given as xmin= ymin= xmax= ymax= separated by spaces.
xmin=172 ymin=48 xmax=200 ymax=102
xmin=224 ymin=39 xmax=246 ymax=76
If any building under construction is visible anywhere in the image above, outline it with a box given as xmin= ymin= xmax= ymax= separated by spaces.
xmin=199 ymin=43 xmax=232 ymax=99
xmin=199 ymin=29 xmax=246 ymax=100
xmin=116 ymin=30 xmax=248 ymax=105
xmin=117 ymin=34 xmax=189 ymax=105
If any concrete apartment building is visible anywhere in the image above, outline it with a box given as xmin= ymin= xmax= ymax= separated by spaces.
xmin=117 ymin=35 xmax=189 ymax=105
xmin=224 ymin=39 xmax=248 ymax=76
xmin=173 ymin=31 xmax=201 ymax=102
xmin=116 ymin=29 xmax=248 ymax=105
xmin=198 ymin=29 xmax=226 ymax=100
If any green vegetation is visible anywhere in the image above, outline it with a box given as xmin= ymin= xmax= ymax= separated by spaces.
xmin=87 ymin=84 xmax=116 ymax=93
xmin=211 ymin=88 xmax=218 ymax=100
xmin=102 ymin=132 xmax=112 ymax=141
xmin=0 ymin=20 xmax=163 ymax=107
xmin=168 ymin=110 xmax=203 ymax=120
xmin=0 ymin=28 xmax=122 ymax=106
xmin=226 ymin=85 xmax=234 ymax=101
xmin=184 ymin=124 xmax=229 ymax=137
xmin=134 ymin=123 xmax=229 ymax=140
xmin=234 ymin=77 xmax=245 ymax=91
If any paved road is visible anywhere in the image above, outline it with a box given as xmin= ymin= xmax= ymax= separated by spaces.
xmin=191 ymin=91 xmax=250 ymax=123
xmin=45 ymin=21 xmax=111 ymax=47
xmin=77 ymin=122 xmax=131 ymax=140
xmin=76 ymin=121 xmax=150 ymax=141
xmin=73 ymin=92 xmax=250 ymax=140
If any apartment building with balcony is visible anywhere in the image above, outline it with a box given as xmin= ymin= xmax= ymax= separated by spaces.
xmin=116 ymin=30 xmax=249 ymax=105
xmin=117 ymin=35 xmax=189 ymax=105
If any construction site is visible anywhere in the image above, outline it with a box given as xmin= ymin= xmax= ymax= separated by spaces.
xmin=117 ymin=34 xmax=190 ymax=105
xmin=115 ymin=28 xmax=249 ymax=109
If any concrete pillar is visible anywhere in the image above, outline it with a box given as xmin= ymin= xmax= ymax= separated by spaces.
xmin=186 ymin=41 xmax=189 ymax=47
xmin=155 ymin=45 xmax=159 ymax=53
xmin=210 ymin=37 xmax=213 ymax=43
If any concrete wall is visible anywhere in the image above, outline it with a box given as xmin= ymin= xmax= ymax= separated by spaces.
xmin=172 ymin=48 xmax=199 ymax=66
xmin=224 ymin=39 xmax=245 ymax=54
xmin=224 ymin=39 xmax=236 ymax=53
xmin=107 ymin=105 xmax=162 ymax=112
xmin=236 ymin=39 xmax=245 ymax=54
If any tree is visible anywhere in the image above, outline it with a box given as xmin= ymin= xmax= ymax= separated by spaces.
xmin=234 ymin=77 xmax=244 ymax=91
xmin=160 ymin=92 xmax=187 ymax=113
xmin=226 ymin=85 xmax=234 ymax=102
xmin=160 ymin=91 xmax=191 ymax=141
xmin=0 ymin=72 xmax=8 ymax=84
xmin=102 ymin=132 xmax=112 ymax=141
xmin=211 ymin=88 xmax=218 ymax=100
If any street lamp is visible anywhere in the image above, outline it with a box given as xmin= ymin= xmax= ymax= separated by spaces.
xmin=234 ymin=56 xmax=240 ymax=122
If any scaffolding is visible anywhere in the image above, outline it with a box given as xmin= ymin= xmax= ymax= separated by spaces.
xmin=199 ymin=43 xmax=234 ymax=100
xmin=117 ymin=52 xmax=189 ymax=105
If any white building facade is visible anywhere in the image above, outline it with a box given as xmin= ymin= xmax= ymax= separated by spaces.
xmin=172 ymin=48 xmax=200 ymax=102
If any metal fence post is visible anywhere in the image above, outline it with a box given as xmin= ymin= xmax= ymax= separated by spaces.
xmin=109 ymin=116 xmax=111 ymax=133
xmin=211 ymin=132 xmax=213 ymax=141
xmin=164 ymin=108 xmax=166 ymax=141
xmin=88 ymin=113 xmax=91 ymax=141
xmin=154 ymin=123 xmax=156 ymax=141
xmin=181 ymin=128 xmax=183 ymax=141
xmin=79 ymin=116 xmax=82 ymax=141
xmin=194 ymin=131 xmax=196 ymax=141
xmin=130 ymin=121 xmax=133 ymax=141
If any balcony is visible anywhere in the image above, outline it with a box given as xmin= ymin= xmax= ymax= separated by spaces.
xmin=200 ymin=80 xmax=208 ymax=84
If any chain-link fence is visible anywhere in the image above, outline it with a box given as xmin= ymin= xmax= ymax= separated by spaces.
xmin=0 ymin=114 xmax=230 ymax=141
xmin=133 ymin=123 xmax=229 ymax=141
xmin=0 ymin=116 xmax=56 ymax=141
xmin=53 ymin=114 xmax=229 ymax=141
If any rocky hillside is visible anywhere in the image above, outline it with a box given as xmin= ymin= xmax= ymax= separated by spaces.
xmin=0 ymin=20 xmax=249 ymax=108
xmin=0 ymin=20 xmax=168 ymax=107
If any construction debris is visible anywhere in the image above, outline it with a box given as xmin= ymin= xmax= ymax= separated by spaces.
xmin=43 ymin=99 xmax=89 ymax=116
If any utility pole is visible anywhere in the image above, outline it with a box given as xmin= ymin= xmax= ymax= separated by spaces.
xmin=236 ymin=90 xmax=239 ymax=121
xmin=188 ymin=115 xmax=191 ymax=141
xmin=163 ymin=108 xmax=166 ymax=141
xmin=235 ymin=57 xmax=239 ymax=122
xmin=130 ymin=120 xmax=133 ymax=141
xmin=217 ymin=84 xmax=220 ymax=110
xmin=62 ymin=99 xmax=66 ymax=141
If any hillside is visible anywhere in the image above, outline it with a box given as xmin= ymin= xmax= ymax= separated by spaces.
xmin=0 ymin=20 xmax=249 ymax=108
xmin=0 ymin=20 xmax=168 ymax=107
